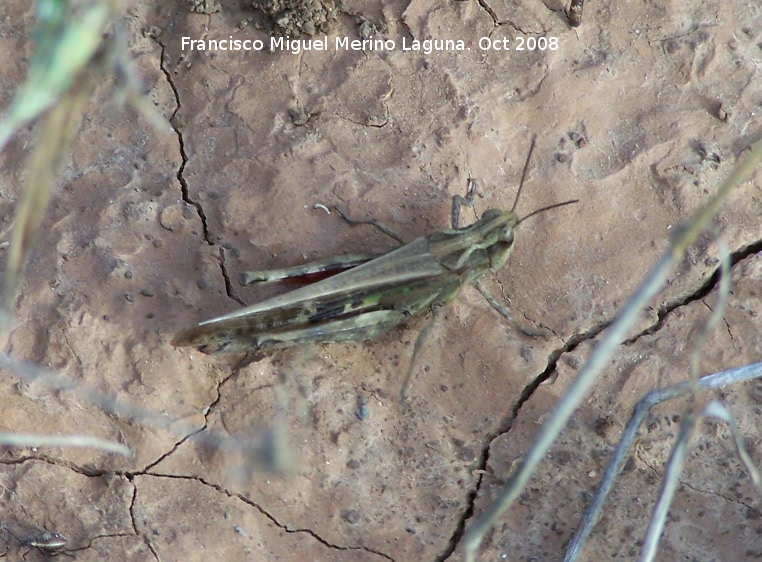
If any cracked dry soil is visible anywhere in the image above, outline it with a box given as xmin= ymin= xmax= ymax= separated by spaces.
xmin=1 ymin=0 xmax=762 ymax=561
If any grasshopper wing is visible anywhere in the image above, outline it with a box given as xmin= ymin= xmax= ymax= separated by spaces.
xmin=172 ymin=237 xmax=466 ymax=354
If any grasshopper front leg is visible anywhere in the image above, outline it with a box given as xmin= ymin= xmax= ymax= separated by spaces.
xmin=451 ymin=177 xmax=479 ymax=229
xmin=473 ymin=282 xmax=546 ymax=338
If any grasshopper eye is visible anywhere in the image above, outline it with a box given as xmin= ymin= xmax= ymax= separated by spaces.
xmin=500 ymin=228 xmax=514 ymax=247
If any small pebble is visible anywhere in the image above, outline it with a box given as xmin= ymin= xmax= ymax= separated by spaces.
xmin=343 ymin=510 xmax=360 ymax=524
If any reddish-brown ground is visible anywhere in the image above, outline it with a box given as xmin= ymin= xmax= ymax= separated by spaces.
xmin=0 ymin=0 xmax=761 ymax=561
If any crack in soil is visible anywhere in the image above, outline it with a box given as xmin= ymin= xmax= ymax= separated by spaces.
xmin=150 ymin=36 xmax=209 ymax=243
xmin=135 ymin=473 xmax=396 ymax=561
xmin=140 ymin=362 xmax=251 ymax=473
xmin=333 ymin=111 xmax=390 ymax=129
xmin=70 ymin=532 xmax=141 ymax=556
xmin=0 ymin=454 xmax=97 ymax=477
xmin=152 ymin=37 xmax=208 ymax=242
xmin=150 ymin=33 xmax=243 ymax=306
xmin=476 ymin=0 xmax=539 ymax=34
xmin=681 ymin=480 xmax=762 ymax=515
xmin=135 ymin=360 xmax=283 ymax=475
xmin=631 ymin=444 xmax=762 ymax=516
xmin=475 ymin=0 xmax=500 ymax=26
xmin=635 ymin=447 xmax=663 ymax=481
xmin=127 ymin=479 xmax=160 ymax=561
xmin=140 ymin=423 xmax=207 ymax=474
xmin=624 ymin=237 xmax=762 ymax=345
xmin=219 ymin=246 xmax=246 ymax=305
xmin=702 ymin=299 xmax=739 ymax=352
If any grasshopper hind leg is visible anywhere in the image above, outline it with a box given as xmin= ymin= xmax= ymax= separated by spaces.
xmin=240 ymin=254 xmax=376 ymax=286
xmin=400 ymin=306 xmax=443 ymax=400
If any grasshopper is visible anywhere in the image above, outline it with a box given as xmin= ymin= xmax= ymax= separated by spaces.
xmin=173 ymin=139 xmax=577 ymax=396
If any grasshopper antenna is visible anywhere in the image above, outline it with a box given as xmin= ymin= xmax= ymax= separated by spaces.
xmin=510 ymin=135 xmax=538 ymax=214
xmin=517 ymin=199 xmax=579 ymax=226
xmin=511 ymin=136 xmax=578 ymax=223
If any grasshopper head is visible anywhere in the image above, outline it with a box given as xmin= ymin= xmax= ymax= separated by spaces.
xmin=482 ymin=209 xmax=519 ymax=271
xmin=477 ymin=137 xmax=577 ymax=273
xmin=481 ymin=198 xmax=578 ymax=272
